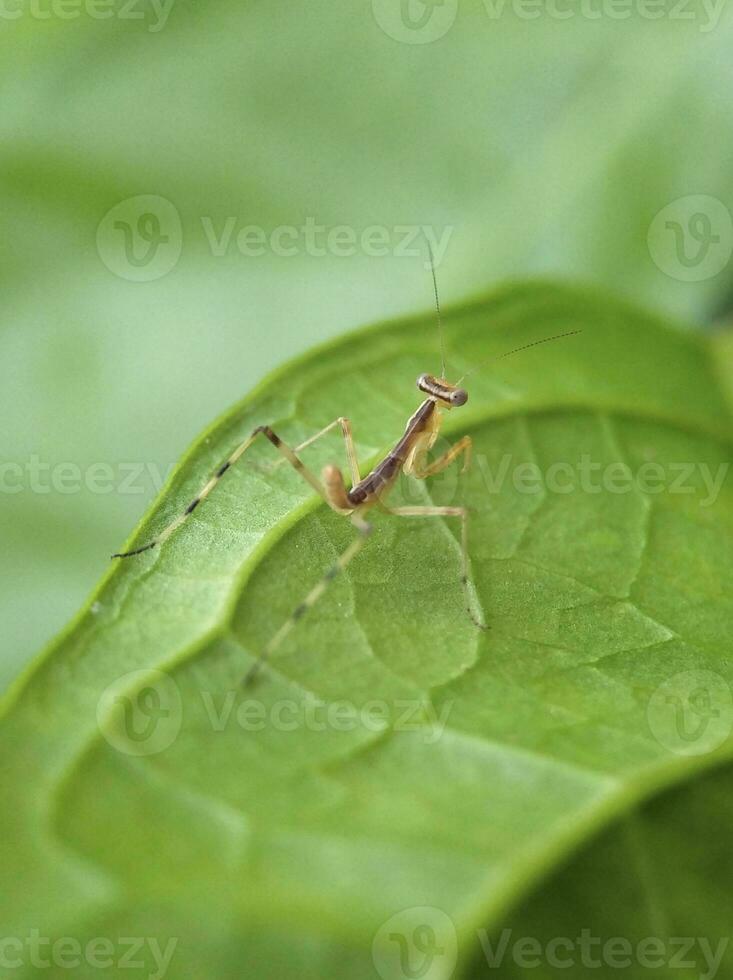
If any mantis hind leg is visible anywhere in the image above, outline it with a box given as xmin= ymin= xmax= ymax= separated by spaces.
xmin=380 ymin=504 xmax=487 ymax=631
xmin=243 ymin=513 xmax=373 ymax=686
xmin=112 ymin=425 xmax=334 ymax=559
xmin=388 ymin=434 xmax=486 ymax=630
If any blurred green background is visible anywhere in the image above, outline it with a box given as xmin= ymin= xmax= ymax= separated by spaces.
xmin=2 ymin=0 xmax=733 ymax=691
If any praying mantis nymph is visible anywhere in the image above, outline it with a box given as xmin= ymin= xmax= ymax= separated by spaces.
xmin=113 ymin=254 xmax=580 ymax=684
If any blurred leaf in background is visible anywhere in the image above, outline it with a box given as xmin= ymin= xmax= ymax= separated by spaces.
xmin=2 ymin=0 xmax=733 ymax=685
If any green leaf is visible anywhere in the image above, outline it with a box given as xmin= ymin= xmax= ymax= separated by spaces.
xmin=467 ymin=766 xmax=733 ymax=979
xmin=4 ymin=282 xmax=733 ymax=978
xmin=5 ymin=2 xmax=733 ymax=682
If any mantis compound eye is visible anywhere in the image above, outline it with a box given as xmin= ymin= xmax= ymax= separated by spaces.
xmin=450 ymin=388 xmax=468 ymax=406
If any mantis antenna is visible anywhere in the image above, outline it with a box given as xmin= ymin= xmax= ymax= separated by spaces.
xmin=425 ymin=238 xmax=447 ymax=380
xmin=455 ymin=329 xmax=582 ymax=385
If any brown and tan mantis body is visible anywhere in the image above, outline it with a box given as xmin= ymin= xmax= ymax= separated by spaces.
xmin=113 ymin=261 xmax=579 ymax=684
